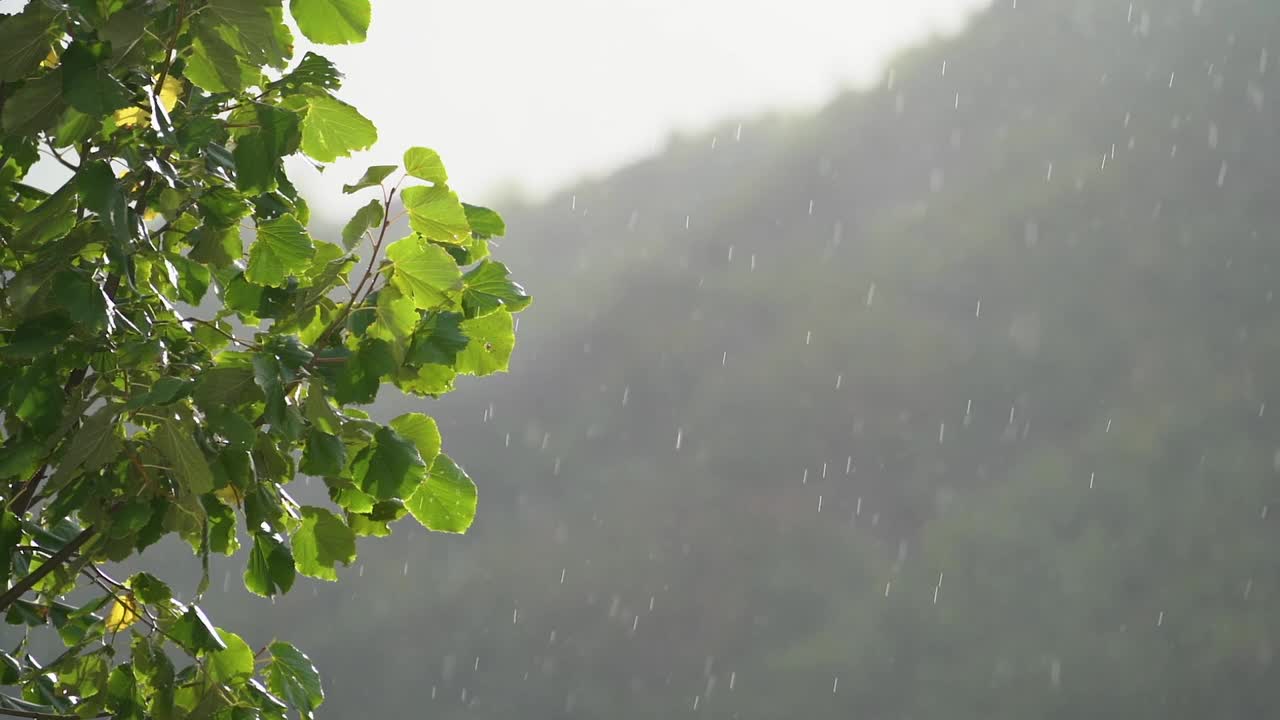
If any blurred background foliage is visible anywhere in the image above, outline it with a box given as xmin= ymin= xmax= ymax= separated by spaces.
xmin=144 ymin=0 xmax=1280 ymax=716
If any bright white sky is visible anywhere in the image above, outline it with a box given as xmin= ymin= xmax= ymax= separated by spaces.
xmin=299 ymin=0 xmax=989 ymax=213
xmin=5 ymin=0 xmax=990 ymax=212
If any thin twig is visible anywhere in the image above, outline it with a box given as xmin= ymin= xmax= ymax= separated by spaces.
xmin=0 ymin=528 xmax=96 ymax=614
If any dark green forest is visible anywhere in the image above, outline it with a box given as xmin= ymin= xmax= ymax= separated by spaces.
xmin=180 ymin=0 xmax=1280 ymax=716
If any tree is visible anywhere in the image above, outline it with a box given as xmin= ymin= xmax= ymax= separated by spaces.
xmin=0 ymin=1 xmax=530 ymax=717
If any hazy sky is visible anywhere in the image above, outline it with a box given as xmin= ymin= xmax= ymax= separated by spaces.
xmin=6 ymin=0 xmax=990 ymax=211
xmin=299 ymin=0 xmax=989 ymax=211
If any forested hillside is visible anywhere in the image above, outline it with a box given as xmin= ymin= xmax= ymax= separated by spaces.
xmin=200 ymin=0 xmax=1280 ymax=716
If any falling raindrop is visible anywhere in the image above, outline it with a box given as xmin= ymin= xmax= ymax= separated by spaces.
xmin=727 ymin=244 xmax=734 ymax=262
xmin=721 ymin=351 xmax=727 ymax=366
xmin=513 ymin=608 xmax=519 ymax=624
xmin=846 ymin=456 xmax=853 ymax=474
xmin=855 ymin=497 xmax=862 ymax=515
xmin=750 ymin=254 xmax=757 ymax=271
xmin=933 ymin=571 xmax=944 ymax=604
xmin=884 ymin=581 xmax=892 ymax=597
xmin=685 ymin=215 xmax=691 ymax=229
xmin=710 ymin=135 xmax=718 ymax=150
xmin=1169 ymin=71 xmax=1176 ymax=88
xmin=1089 ymin=472 xmax=1096 ymax=489
xmin=622 ymin=385 xmax=630 ymax=406
xmin=729 ymin=671 xmax=736 ymax=690
xmin=1046 ymin=162 xmax=1054 ymax=181
xmin=805 ymin=330 xmax=812 ymax=345
xmin=1156 ymin=611 xmax=1165 ymax=627
xmin=866 ymin=283 xmax=877 ymax=306
xmin=975 ymin=300 xmax=982 ymax=317
xmin=1218 ymin=162 xmax=1228 ymax=187
xmin=570 ymin=195 xmax=576 ymax=210
xmin=632 ymin=615 xmax=639 ymax=632
xmin=1105 ymin=418 xmax=1112 ymax=432
xmin=938 ymin=423 xmax=946 ymax=444
xmin=560 ymin=568 xmax=566 ymax=584
xmin=833 ymin=676 xmax=840 ymax=693
xmin=817 ymin=495 xmax=823 ymax=513
xmin=675 ymin=427 xmax=683 ymax=450
xmin=836 ymin=374 xmax=843 ymax=389
xmin=802 ymin=468 xmax=809 ymax=484
xmin=402 ymin=562 xmax=409 ymax=576
xmin=692 ymin=695 xmax=700 ymax=711
xmin=735 ymin=123 xmax=742 ymax=141
xmin=808 ymin=199 xmax=815 ymax=215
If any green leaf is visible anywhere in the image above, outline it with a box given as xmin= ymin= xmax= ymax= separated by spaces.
xmin=277 ymin=51 xmax=343 ymax=92
xmin=461 ymin=260 xmax=532 ymax=318
xmin=403 ymin=147 xmax=447 ymax=184
xmin=247 ymin=214 xmax=315 ymax=287
xmin=400 ymin=185 xmax=470 ymax=244
xmin=185 ymin=19 xmax=260 ymax=93
xmin=61 ymin=41 xmax=132 ymax=115
xmin=207 ymin=629 xmax=254 ymax=684
xmin=456 ymin=308 xmax=516 ymax=376
xmin=462 ymin=203 xmax=506 ymax=238
xmin=234 ymin=103 xmax=302 ymax=194
xmin=127 ymin=573 xmax=172 ymax=605
xmin=244 ymin=532 xmax=296 ymax=598
xmin=352 ymin=426 xmax=426 ymax=500
xmin=1 ymin=72 xmax=65 ymax=135
xmin=341 ymin=164 xmax=397 ymax=194
xmin=46 ymin=405 xmax=121 ymax=493
xmin=0 ymin=510 xmax=19 ymax=586
xmin=125 ymin=377 xmax=193 ymax=410
xmin=291 ymin=506 xmax=356 ymax=581
xmin=169 ymin=606 xmax=226 ymax=653
xmin=78 ymin=161 xmax=130 ymax=248
xmin=325 ymin=339 xmax=395 ymax=404
xmin=51 ymin=270 xmax=110 ymax=331
xmin=405 ymin=453 xmax=477 ymax=533
xmin=0 ymin=3 xmax=59 ymax=82
xmin=364 ymin=286 xmax=417 ymax=357
xmin=341 ymin=199 xmax=383 ymax=249
xmin=188 ymin=225 xmax=243 ymax=268
xmin=153 ymin=419 xmax=215 ymax=495
xmin=299 ymin=95 xmax=377 ymax=163
xmin=267 ymin=641 xmax=324 ymax=716
xmin=388 ymin=413 xmax=441 ymax=465
xmin=290 ymin=0 xmax=371 ymax=44
xmin=13 ymin=181 xmax=77 ymax=250
xmin=203 ymin=495 xmax=240 ymax=555
xmin=407 ymin=311 xmax=468 ymax=366
xmin=304 ymin=386 xmax=342 ymax=434
xmin=165 ymin=254 xmax=212 ymax=305
xmin=385 ymin=235 xmax=462 ymax=309
xmin=300 ymin=430 xmax=346 ymax=476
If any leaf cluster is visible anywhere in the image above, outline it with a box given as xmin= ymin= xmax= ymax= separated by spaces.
xmin=0 ymin=1 xmax=528 ymax=718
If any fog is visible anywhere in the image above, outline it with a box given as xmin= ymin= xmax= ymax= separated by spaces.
xmin=114 ymin=0 xmax=1280 ymax=717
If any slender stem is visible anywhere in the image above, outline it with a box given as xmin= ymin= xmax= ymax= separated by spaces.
xmin=0 ymin=709 xmax=111 ymax=720
xmin=180 ymin=317 xmax=260 ymax=349
xmin=309 ymin=186 xmax=398 ymax=353
xmin=0 ymin=528 xmax=96 ymax=614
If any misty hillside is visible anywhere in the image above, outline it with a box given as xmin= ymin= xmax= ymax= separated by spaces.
xmin=199 ymin=0 xmax=1280 ymax=717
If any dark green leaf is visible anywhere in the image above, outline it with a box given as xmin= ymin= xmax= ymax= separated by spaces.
xmin=0 ymin=3 xmax=59 ymax=82
xmin=341 ymin=199 xmax=382 ymax=249
xmin=168 ymin=606 xmax=226 ymax=653
xmin=341 ymin=164 xmax=396 ymax=194
xmin=300 ymin=430 xmax=346 ymax=477
xmin=61 ymin=41 xmax=131 ymax=115
xmin=351 ymin=426 xmax=426 ymax=500
xmin=244 ymin=532 xmax=296 ymax=598
xmin=267 ymin=641 xmax=324 ymax=716
xmin=153 ymin=419 xmax=215 ymax=495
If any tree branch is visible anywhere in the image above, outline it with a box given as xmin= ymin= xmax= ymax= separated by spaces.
xmin=0 ymin=527 xmax=95 ymax=614
xmin=0 ymin=708 xmax=111 ymax=720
